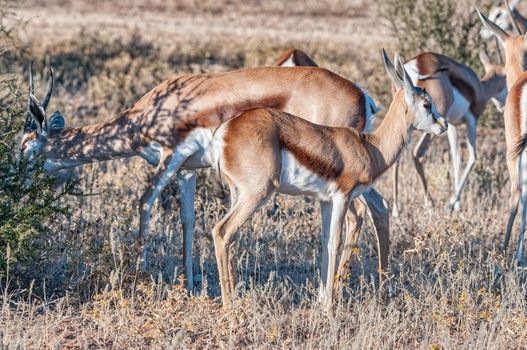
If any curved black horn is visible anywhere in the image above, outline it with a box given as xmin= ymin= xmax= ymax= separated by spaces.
xmin=28 ymin=60 xmax=34 ymax=95
xmin=42 ymin=67 xmax=54 ymax=111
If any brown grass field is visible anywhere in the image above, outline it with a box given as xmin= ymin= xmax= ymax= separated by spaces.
xmin=1 ymin=0 xmax=527 ymax=348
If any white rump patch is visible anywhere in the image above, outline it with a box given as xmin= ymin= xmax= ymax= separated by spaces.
xmin=357 ymin=84 xmax=379 ymax=134
xmin=446 ymin=88 xmax=470 ymax=125
xmin=279 ymin=54 xmax=296 ymax=67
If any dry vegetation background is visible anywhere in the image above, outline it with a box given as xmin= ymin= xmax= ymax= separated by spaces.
xmin=1 ymin=0 xmax=527 ymax=348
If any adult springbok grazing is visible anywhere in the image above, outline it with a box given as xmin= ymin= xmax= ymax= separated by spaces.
xmin=210 ymin=50 xmax=447 ymax=308
xmin=479 ymin=7 xmax=527 ymax=263
xmin=480 ymin=0 xmax=527 ymax=40
xmin=390 ymin=51 xmax=507 ymax=216
xmin=273 ymin=48 xmax=389 ymax=285
xmin=21 ymin=60 xmax=388 ymax=290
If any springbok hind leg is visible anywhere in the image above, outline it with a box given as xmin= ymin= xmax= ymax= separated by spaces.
xmin=212 ymin=183 xmax=276 ymax=308
xmin=392 ymin=159 xmax=401 ymax=217
xmin=319 ymin=194 xmax=349 ymax=310
xmin=450 ymin=114 xmax=477 ymax=210
xmin=412 ymin=132 xmax=433 ymax=206
xmin=362 ymin=189 xmax=390 ymax=281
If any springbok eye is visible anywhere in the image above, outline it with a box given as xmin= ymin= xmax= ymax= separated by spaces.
xmin=424 ymin=103 xmax=431 ymax=110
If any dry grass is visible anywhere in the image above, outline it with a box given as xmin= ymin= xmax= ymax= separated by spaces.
xmin=1 ymin=1 xmax=527 ymax=349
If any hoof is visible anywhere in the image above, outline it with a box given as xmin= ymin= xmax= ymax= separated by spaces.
xmin=448 ymin=198 xmax=460 ymax=211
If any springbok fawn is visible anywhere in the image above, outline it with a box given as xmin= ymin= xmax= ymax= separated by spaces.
xmin=210 ymin=50 xmax=447 ymax=308
xmin=273 ymin=48 xmax=389 ymax=284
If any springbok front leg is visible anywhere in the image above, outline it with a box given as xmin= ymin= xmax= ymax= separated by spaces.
xmin=336 ymin=199 xmax=366 ymax=284
xmin=412 ymin=132 xmax=434 ymax=206
xmin=176 ymin=169 xmax=197 ymax=291
xmin=212 ymin=181 xmax=276 ymax=307
xmin=138 ymin=147 xmax=198 ymax=268
xmin=362 ymin=189 xmax=390 ymax=277
xmin=447 ymin=124 xmax=462 ymax=210
xmin=449 ymin=114 xmax=477 ymax=210
xmin=318 ymin=193 xmax=349 ymax=310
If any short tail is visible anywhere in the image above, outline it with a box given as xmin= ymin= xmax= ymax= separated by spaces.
xmin=509 ymin=133 xmax=527 ymax=163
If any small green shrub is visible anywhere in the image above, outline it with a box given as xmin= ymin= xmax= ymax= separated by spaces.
xmin=0 ymin=0 xmax=72 ymax=279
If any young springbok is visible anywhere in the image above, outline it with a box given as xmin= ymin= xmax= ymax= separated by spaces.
xmin=391 ymin=51 xmax=507 ymax=216
xmin=22 ymin=61 xmax=387 ymax=290
xmin=210 ymin=50 xmax=447 ymax=308
xmin=273 ymin=48 xmax=389 ymax=286
xmin=478 ymin=7 xmax=527 ymax=263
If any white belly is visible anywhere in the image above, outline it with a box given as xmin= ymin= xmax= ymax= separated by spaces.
xmin=277 ymin=151 xmax=339 ymax=201
xmin=181 ymin=128 xmax=215 ymax=168
xmin=446 ymin=88 xmax=470 ymax=125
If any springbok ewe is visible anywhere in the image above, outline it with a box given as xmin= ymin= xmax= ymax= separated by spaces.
xmin=210 ymin=50 xmax=447 ymax=308
xmin=480 ymin=0 xmax=527 ymax=40
xmin=391 ymin=51 xmax=507 ymax=216
xmin=21 ymin=61 xmax=388 ymax=290
xmin=478 ymin=7 xmax=527 ymax=263
xmin=273 ymin=48 xmax=389 ymax=284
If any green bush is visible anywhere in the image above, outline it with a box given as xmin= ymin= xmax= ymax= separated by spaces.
xmin=0 ymin=0 xmax=71 ymax=279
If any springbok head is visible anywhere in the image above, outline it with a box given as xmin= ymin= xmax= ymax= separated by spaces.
xmin=478 ymin=4 xmax=527 ymax=87
xmin=480 ymin=0 xmax=523 ymax=39
xmin=20 ymin=62 xmax=65 ymax=163
xmin=382 ymin=49 xmax=448 ymax=136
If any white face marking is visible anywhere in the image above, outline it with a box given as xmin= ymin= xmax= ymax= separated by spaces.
xmin=279 ymin=54 xmax=296 ymax=67
xmin=22 ymin=139 xmax=42 ymax=161
xmin=407 ymin=90 xmax=447 ymax=136
xmin=277 ymin=151 xmax=340 ymax=201
xmin=446 ymin=88 xmax=471 ymax=125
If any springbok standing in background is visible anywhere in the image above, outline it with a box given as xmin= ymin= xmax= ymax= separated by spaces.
xmin=478 ymin=6 xmax=527 ymax=263
xmin=210 ymin=50 xmax=447 ymax=308
xmin=391 ymin=51 xmax=507 ymax=216
xmin=480 ymin=0 xmax=527 ymax=40
xmin=21 ymin=61 xmax=388 ymax=293
xmin=273 ymin=48 xmax=389 ymax=285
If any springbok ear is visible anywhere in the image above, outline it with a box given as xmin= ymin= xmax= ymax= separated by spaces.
xmin=48 ymin=111 xmax=65 ymax=132
xmin=477 ymin=8 xmax=511 ymax=42
xmin=381 ymin=48 xmax=402 ymax=90
xmin=479 ymin=49 xmax=491 ymax=67
xmin=394 ymin=52 xmax=415 ymax=93
xmin=28 ymin=94 xmax=47 ymax=135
